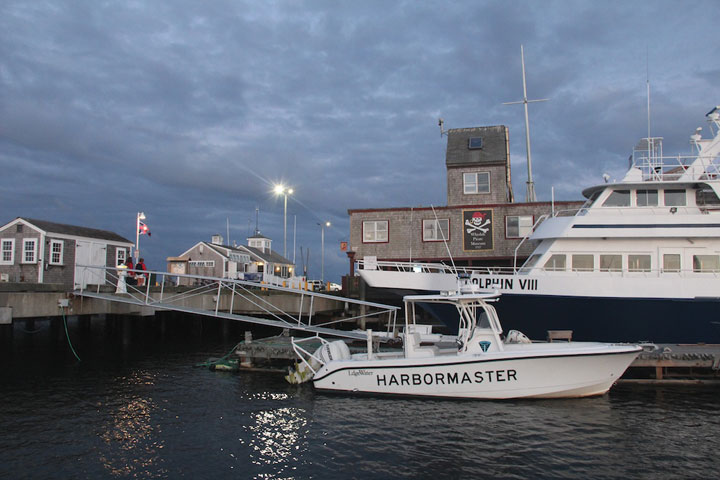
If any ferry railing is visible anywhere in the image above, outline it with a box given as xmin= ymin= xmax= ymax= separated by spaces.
xmin=73 ymin=264 xmax=400 ymax=339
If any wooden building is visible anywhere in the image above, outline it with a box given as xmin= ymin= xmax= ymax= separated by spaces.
xmin=0 ymin=217 xmax=133 ymax=289
xmin=168 ymin=233 xmax=298 ymax=286
xmin=348 ymin=125 xmax=583 ymax=269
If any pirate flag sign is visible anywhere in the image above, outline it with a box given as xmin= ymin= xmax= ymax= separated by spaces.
xmin=462 ymin=209 xmax=493 ymax=251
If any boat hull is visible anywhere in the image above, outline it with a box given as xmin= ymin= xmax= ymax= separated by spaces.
xmin=312 ymin=346 xmax=640 ymax=399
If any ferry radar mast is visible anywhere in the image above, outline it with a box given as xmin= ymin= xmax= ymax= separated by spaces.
xmin=503 ymin=45 xmax=548 ymax=203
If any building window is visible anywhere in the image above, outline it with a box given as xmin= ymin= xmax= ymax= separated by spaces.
xmin=663 ymin=254 xmax=681 ymax=272
xmin=506 ymin=215 xmax=533 ymax=238
xmin=693 ymin=255 xmax=720 ymax=272
xmin=571 ymin=254 xmax=594 ymax=272
xmin=463 ymin=172 xmax=490 ymax=194
xmin=1 ymin=239 xmax=14 ymax=264
xmin=628 ymin=254 xmax=651 ymax=272
xmin=599 ymin=254 xmax=622 ymax=272
xmin=603 ymin=190 xmax=631 ymax=207
xmin=543 ymin=254 xmax=566 ymax=271
xmin=50 ymin=240 xmax=64 ymax=265
xmin=116 ymin=248 xmax=127 ymax=267
xmin=363 ymin=220 xmax=388 ymax=243
xmin=468 ymin=137 xmax=483 ymax=149
xmin=664 ymin=189 xmax=686 ymax=207
xmin=423 ymin=219 xmax=449 ymax=242
xmin=189 ymin=260 xmax=215 ymax=267
xmin=636 ymin=189 xmax=658 ymax=207
xmin=23 ymin=239 xmax=38 ymax=264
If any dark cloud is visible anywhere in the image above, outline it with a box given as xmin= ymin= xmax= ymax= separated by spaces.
xmin=1 ymin=0 xmax=718 ymax=281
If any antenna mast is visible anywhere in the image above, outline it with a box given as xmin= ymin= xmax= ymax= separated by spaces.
xmin=503 ymin=45 xmax=548 ymax=203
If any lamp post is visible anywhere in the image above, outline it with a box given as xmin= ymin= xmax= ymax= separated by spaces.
xmin=273 ymin=184 xmax=293 ymax=258
xmin=135 ymin=212 xmax=145 ymax=262
xmin=319 ymin=221 xmax=330 ymax=283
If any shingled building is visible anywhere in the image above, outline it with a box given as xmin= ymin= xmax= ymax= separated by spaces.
xmin=347 ymin=125 xmax=582 ymax=270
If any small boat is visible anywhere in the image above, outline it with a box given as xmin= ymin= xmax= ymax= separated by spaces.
xmin=287 ymin=293 xmax=641 ymax=399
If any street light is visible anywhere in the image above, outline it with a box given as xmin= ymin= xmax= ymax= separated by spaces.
xmin=274 ymin=184 xmax=293 ymax=258
xmin=135 ymin=212 xmax=146 ymax=262
xmin=319 ymin=221 xmax=330 ymax=283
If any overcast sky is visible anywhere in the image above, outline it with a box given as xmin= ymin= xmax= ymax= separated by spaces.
xmin=1 ymin=0 xmax=718 ymax=282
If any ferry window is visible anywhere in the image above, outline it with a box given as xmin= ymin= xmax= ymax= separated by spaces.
xmin=543 ymin=254 xmax=566 ymax=271
xmin=602 ymin=190 xmax=631 ymax=207
xmin=1 ymin=239 xmax=14 ymax=264
xmin=519 ymin=254 xmax=541 ymax=272
xmin=571 ymin=254 xmax=594 ymax=272
xmin=636 ymin=189 xmax=658 ymax=207
xmin=664 ymin=189 xmax=686 ymax=206
xmin=506 ymin=215 xmax=533 ymax=238
xmin=663 ymin=254 xmax=681 ymax=272
xmin=693 ymin=255 xmax=720 ymax=272
xmin=463 ymin=172 xmax=490 ymax=194
xmin=695 ymin=187 xmax=720 ymax=207
xmin=583 ymin=190 xmax=603 ymax=209
xmin=22 ymin=238 xmax=37 ymax=264
xmin=599 ymin=254 xmax=622 ymax=272
xmin=628 ymin=254 xmax=651 ymax=272
xmin=422 ymin=219 xmax=449 ymax=242
xmin=363 ymin=220 xmax=388 ymax=243
xmin=49 ymin=240 xmax=64 ymax=265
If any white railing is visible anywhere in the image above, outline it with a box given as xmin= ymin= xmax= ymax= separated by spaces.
xmin=73 ymin=265 xmax=399 ymax=340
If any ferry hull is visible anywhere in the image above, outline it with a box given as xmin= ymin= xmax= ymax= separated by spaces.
xmin=312 ymin=347 xmax=640 ymax=399
xmin=486 ymin=294 xmax=720 ymax=344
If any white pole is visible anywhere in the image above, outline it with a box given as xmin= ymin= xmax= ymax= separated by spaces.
xmin=551 ymin=186 xmax=555 ymax=216
xmin=135 ymin=213 xmax=140 ymax=262
xmin=321 ymin=225 xmax=325 ymax=283
xmin=283 ymin=193 xmax=288 ymax=258
xmin=293 ymin=215 xmax=296 ymax=265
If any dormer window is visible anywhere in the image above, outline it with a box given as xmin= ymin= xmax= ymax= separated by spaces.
xmin=468 ymin=137 xmax=483 ymax=149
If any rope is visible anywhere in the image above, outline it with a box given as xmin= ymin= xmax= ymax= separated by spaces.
xmin=193 ymin=340 xmax=243 ymax=368
xmin=61 ymin=309 xmax=82 ymax=362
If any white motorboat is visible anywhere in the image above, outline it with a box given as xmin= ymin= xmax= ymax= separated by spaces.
xmin=358 ymin=106 xmax=720 ymax=344
xmin=288 ymin=293 xmax=641 ymax=399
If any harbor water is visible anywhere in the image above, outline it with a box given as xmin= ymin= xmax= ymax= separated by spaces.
xmin=1 ymin=316 xmax=719 ymax=479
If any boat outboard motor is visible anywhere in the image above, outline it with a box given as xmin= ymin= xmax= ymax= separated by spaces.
xmin=318 ymin=340 xmax=351 ymax=363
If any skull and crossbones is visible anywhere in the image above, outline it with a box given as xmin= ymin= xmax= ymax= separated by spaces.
xmin=465 ymin=212 xmax=490 ymax=234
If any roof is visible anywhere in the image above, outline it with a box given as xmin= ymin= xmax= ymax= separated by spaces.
xmin=445 ymin=125 xmax=509 ymax=167
xmin=204 ymin=242 xmax=293 ymax=265
xmin=8 ymin=217 xmax=132 ymax=244
xmin=248 ymin=232 xmax=270 ymax=240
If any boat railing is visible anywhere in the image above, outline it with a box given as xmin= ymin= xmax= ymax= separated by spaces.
xmin=631 ymin=136 xmax=719 ymax=182
xmin=355 ymin=259 xmax=518 ymax=276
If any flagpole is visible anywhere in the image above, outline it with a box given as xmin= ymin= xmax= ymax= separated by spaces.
xmin=136 ymin=212 xmax=145 ymax=262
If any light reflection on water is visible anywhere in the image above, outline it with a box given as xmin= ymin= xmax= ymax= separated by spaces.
xmin=1 ymin=331 xmax=719 ymax=479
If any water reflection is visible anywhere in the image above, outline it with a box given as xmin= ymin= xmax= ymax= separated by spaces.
xmin=98 ymin=371 xmax=166 ymax=477
xmin=244 ymin=407 xmax=308 ymax=475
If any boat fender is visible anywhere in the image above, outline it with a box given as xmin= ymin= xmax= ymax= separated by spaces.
xmin=505 ymin=330 xmax=532 ymax=344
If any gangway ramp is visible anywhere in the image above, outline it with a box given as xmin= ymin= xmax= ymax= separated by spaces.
xmin=73 ymin=266 xmax=399 ymax=341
